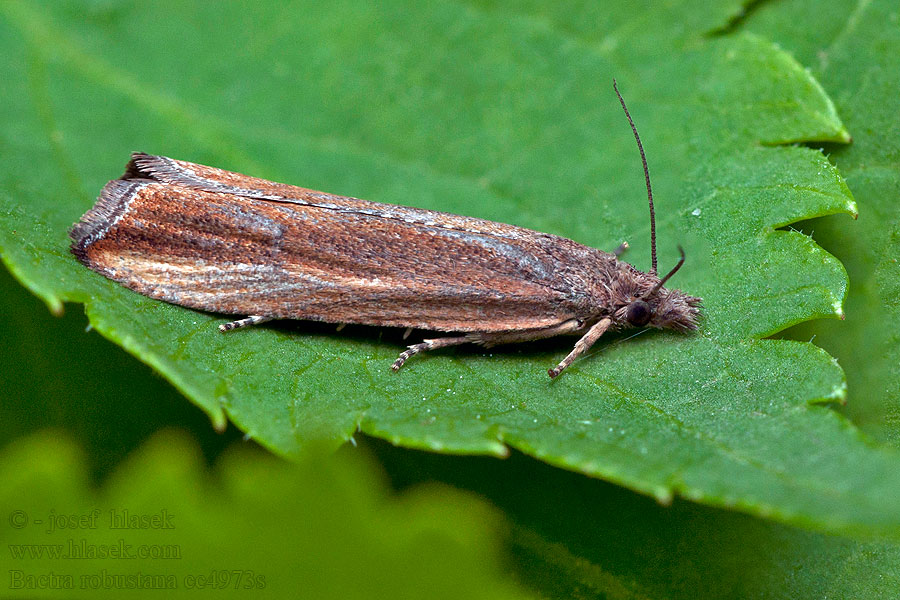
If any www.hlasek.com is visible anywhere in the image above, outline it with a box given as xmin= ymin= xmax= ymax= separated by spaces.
xmin=9 ymin=539 xmax=180 ymax=560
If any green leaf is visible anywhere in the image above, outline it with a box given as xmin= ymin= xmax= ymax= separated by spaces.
xmin=4 ymin=0 xmax=899 ymax=540
xmin=0 ymin=430 xmax=530 ymax=599
xmin=742 ymin=0 xmax=900 ymax=449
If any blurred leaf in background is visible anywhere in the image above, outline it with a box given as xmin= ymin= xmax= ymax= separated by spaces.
xmin=1 ymin=430 xmax=530 ymax=599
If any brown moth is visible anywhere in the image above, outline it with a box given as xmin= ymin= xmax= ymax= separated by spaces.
xmin=70 ymin=81 xmax=701 ymax=378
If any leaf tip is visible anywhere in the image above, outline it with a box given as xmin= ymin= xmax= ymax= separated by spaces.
xmin=824 ymin=382 xmax=848 ymax=406
xmin=653 ymin=486 xmax=674 ymax=506
xmin=211 ymin=409 xmax=228 ymax=433
xmin=833 ymin=298 xmax=845 ymax=320
xmin=48 ymin=296 xmax=65 ymax=317
xmin=488 ymin=440 xmax=510 ymax=458
xmin=839 ymin=187 xmax=858 ymax=219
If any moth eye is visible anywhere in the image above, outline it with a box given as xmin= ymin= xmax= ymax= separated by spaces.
xmin=625 ymin=300 xmax=652 ymax=327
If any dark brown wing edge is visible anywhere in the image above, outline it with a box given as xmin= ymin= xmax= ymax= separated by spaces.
xmin=70 ymin=179 xmax=146 ymax=265
xmin=120 ymin=153 xmax=577 ymax=248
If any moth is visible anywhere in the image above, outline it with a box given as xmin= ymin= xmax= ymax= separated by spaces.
xmin=70 ymin=81 xmax=701 ymax=378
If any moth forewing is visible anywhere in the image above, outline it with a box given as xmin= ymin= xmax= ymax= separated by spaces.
xmin=71 ymin=166 xmax=597 ymax=332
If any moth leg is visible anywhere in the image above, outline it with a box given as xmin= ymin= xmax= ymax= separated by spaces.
xmin=613 ymin=241 xmax=629 ymax=257
xmin=548 ymin=318 xmax=612 ymax=379
xmin=219 ymin=315 xmax=273 ymax=332
xmin=392 ymin=320 xmax=584 ymax=371
xmin=391 ymin=336 xmax=472 ymax=371
xmin=474 ymin=319 xmax=583 ymax=346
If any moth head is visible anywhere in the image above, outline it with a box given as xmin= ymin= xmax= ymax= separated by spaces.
xmin=619 ymin=246 xmax=701 ymax=331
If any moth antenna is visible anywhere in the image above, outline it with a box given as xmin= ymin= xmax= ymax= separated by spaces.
xmin=647 ymin=245 xmax=685 ymax=298
xmin=613 ymin=79 xmax=656 ymax=275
